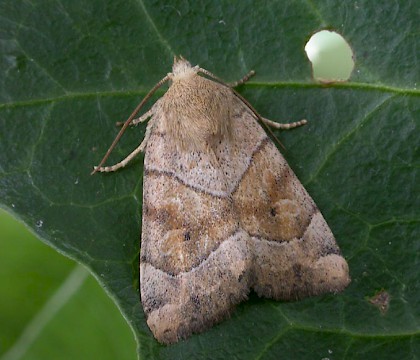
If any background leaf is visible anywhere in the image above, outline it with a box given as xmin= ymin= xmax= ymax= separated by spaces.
xmin=0 ymin=209 xmax=136 ymax=360
xmin=0 ymin=1 xmax=418 ymax=359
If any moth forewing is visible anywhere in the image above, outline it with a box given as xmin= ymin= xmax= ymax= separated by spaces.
xmin=93 ymin=57 xmax=350 ymax=344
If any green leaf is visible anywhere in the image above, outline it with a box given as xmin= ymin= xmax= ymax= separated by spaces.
xmin=0 ymin=209 xmax=136 ymax=360
xmin=0 ymin=1 xmax=418 ymax=359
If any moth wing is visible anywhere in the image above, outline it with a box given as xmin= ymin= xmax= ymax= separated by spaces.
xmin=140 ymin=121 xmax=253 ymax=344
xmin=230 ymin=106 xmax=350 ymax=300
xmin=139 ymin=85 xmax=350 ymax=344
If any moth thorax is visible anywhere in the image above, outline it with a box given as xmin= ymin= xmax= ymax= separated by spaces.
xmin=163 ymin=77 xmax=233 ymax=152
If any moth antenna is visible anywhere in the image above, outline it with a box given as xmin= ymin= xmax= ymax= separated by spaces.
xmin=198 ymin=68 xmax=262 ymax=121
xmin=265 ymin=124 xmax=286 ymax=150
xmin=91 ymin=75 xmax=170 ymax=175
xmin=198 ymin=67 xmax=286 ymax=149
xmin=198 ymin=68 xmax=227 ymax=85
xmin=232 ymin=89 xmax=287 ymax=150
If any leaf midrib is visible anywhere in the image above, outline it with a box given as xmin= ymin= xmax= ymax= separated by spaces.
xmin=1 ymin=82 xmax=418 ymax=110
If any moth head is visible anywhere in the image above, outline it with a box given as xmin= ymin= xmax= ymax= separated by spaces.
xmin=170 ymin=56 xmax=199 ymax=80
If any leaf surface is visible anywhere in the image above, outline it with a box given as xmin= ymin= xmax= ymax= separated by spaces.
xmin=0 ymin=1 xmax=418 ymax=359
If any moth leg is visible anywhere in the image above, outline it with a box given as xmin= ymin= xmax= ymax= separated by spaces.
xmin=138 ymin=121 xmax=153 ymax=151
xmin=95 ymin=113 xmax=155 ymax=173
xmin=116 ymin=109 xmax=153 ymax=127
xmin=93 ymin=141 xmax=145 ymax=173
xmin=262 ymin=117 xmax=307 ymax=130
xmin=229 ymin=70 xmax=256 ymax=87
xmin=199 ymin=67 xmax=255 ymax=88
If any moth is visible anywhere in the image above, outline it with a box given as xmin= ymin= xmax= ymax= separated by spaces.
xmin=92 ymin=56 xmax=350 ymax=344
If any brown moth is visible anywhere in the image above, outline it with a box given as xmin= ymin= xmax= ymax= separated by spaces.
xmin=92 ymin=56 xmax=350 ymax=344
